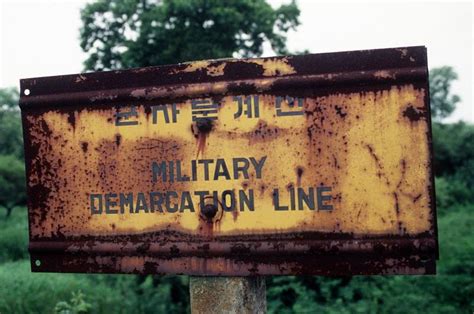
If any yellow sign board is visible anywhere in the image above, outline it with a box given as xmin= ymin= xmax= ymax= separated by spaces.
xmin=20 ymin=46 xmax=437 ymax=275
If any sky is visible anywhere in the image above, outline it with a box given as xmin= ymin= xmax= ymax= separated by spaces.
xmin=0 ymin=0 xmax=472 ymax=122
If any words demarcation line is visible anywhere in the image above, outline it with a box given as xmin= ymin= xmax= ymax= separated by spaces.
xmin=90 ymin=156 xmax=333 ymax=215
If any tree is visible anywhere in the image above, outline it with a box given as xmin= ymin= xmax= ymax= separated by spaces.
xmin=429 ymin=66 xmax=460 ymax=121
xmin=0 ymin=155 xmax=26 ymax=218
xmin=432 ymin=121 xmax=474 ymax=185
xmin=0 ymin=88 xmax=25 ymax=218
xmin=0 ymin=87 xmax=23 ymax=159
xmin=80 ymin=0 xmax=300 ymax=70
xmin=0 ymin=87 xmax=19 ymax=110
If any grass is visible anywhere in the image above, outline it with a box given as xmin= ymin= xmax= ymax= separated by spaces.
xmin=0 ymin=207 xmax=29 ymax=263
xmin=437 ymin=204 xmax=474 ymax=275
xmin=0 ymin=260 xmax=136 ymax=313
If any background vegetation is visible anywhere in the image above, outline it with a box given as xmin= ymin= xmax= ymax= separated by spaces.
xmin=0 ymin=0 xmax=472 ymax=312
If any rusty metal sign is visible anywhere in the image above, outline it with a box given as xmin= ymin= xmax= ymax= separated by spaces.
xmin=20 ymin=46 xmax=437 ymax=276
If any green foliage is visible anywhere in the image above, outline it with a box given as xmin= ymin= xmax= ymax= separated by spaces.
xmin=266 ymin=275 xmax=474 ymax=313
xmin=132 ymin=275 xmax=189 ymax=313
xmin=432 ymin=121 xmax=474 ymax=186
xmin=55 ymin=291 xmax=93 ymax=314
xmin=435 ymin=177 xmax=473 ymax=210
xmin=0 ymin=87 xmax=25 ymax=217
xmin=0 ymin=154 xmax=26 ymax=217
xmin=80 ymin=0 xmax=300 ymax=70
xmin=429 ymin=66 xmax=460 ymax=121
xmin=0 ymin=207 xmax=28 ymax=262
xmin=0 ymin=87 xmax=23 ymax=159
xmin=0 ymin=263 xmax=189 ymax=313
xmin=0 ymin=87 xmax=19 ymax=109
xmin=437 ymin=204 xmax=474 ymax=276
xmin=0 ymin=261 xmax=129 ymax=314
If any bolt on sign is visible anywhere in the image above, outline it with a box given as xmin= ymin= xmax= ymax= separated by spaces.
xmin=20 ymin=46 xmax=437 ymax=276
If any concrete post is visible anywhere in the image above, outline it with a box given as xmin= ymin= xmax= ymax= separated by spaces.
xmin=189 ymin=276 xmax=266 ymax=314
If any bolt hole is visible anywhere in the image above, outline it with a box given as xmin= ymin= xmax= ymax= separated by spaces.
xmin=35 ymin=259 xmax=41 ymax=267
xmin=24 ymin=89 xmax=30 ymax=96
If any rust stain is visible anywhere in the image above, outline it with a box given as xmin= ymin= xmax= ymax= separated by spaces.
xmin=403 ymin=104 xmax=426 ymax=122
xmin=296 ymin=167 xmax=303 ymax=187
xmin=250 ymin=58 xmax=296 ymax=76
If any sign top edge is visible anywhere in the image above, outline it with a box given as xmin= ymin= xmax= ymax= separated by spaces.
xmin=19 ymin=46 xmax=427 ymax=99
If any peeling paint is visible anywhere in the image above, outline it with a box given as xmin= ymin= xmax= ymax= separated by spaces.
xmin=172 ymin=60 xmax=226 ymax=77
xmin=75 ymin=74 xmax=87 ymax=83
xmin=251 ymin=58 xmax=296 ymax=76
xmin=177 ymin=60 xmax=211 ymax=73
xmin=374 ymin=70 xmax=396 ymax=79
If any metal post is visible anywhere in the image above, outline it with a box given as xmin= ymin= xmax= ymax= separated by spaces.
xmin=190 ymin=276 xmax=266 ymax=314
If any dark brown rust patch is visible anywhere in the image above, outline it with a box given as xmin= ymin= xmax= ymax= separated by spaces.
xmin=335 ymin=105 xmax=347 ymax=118
xmin=230 ymin=243 xmax=251 ymax=255
xmin=365 ymin=144 xmax=390 ymax=186
xmin=170 ymin=245 xmax=180 ymax=255
xmin=397 ymin=159 xmax=407 ymax=188
xmin=223 ymin=61 xmax=264 ymax=79
xmin=28 ymin=183 xmax=52 ymax=229
xmin=201 ymin=203 xmax=218 ymax=222
xmin=393 ymin=192 xmax=400 ymax=215
xmin=403 ymin=104 xmax=426 ymax=122
xmin=195 ymin=118 xmax=214 ymax=134
xmin=67 ymin=111 xmax=76 ymax=130
xmin=248 ymin=120 xmax=282 ymax=142
xmin=198 ymin=219 xmax=216 ymax=238
xmin=136 ymin=242 xmax=150 ymax=255
xmin=115 ymin=134 xmax=121 ymax=147
xmin=232 ymin=205 xmax=239 ymax=221
xmin=296 ymin=167 xmax=304 ymax=187
xmin=144 ymin=105 xmax=151 ymax=120
xmin=81 ymin=142 xmax=88 ymax=153
xmin=192 ymin=118 xmax=214 ymax=157
xmin=38 ymin=119 xmax=53 ymax=138
xmin=398 ymin=222 xmax=407 ymax=235
xmin=24 ymin=114 xmax=64 ymax=232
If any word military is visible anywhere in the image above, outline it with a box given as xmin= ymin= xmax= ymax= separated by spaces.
xmin=152 ymin=156 xmax=267 ymax=182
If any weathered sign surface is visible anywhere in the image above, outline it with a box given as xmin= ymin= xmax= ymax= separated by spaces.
xmin=20 ymin=46 xmax=437 ymax=275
